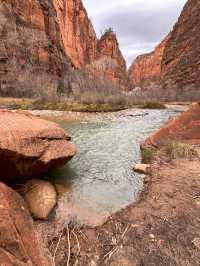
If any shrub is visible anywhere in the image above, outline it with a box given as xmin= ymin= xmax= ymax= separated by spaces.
xmin=141 ymin=148 xmax=157 ymax=164
xmin=142 ymin=101 xmax=166 ymax=109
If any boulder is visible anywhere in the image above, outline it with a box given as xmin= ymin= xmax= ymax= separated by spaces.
xmin=23 ymin=179 xmax=57 ymax=220
xmin=0 ymin=110 xmax=76 ymax=180
xmin=134 ymin=164 xmax=151 ymax=174
xmin=142 ymin=103 xmax=200 ymax=149
xmin=0 ymin=182 xmax=52 ymax=265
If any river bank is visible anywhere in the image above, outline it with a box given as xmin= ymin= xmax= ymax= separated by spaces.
xmin=0 ymin=103 xmax=198 ymax=265
xmin=35 ymin=108 xmax=180 ymax=227
xmin=42 ymin=148 xmax=200 ymax=265
xmin=36 ymin=103 xmax=200 ymax=265
xmin=0 ymin=97 xmax=190 ymax=115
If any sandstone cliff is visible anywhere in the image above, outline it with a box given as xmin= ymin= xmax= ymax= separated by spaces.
xmin=0 ymin=0 xmax=128 ymax=95
xmin=161 ymin=0 xmax=200 ymax=100
xmin=128 ymin=35 xmax=170 ymax=89
xmin=52 ymin=2 xmax=128 ymax=89
xmin=128 ymin=0 xmax=200 ymax=100
xmin=52 ymin=0 xmax=98 ymax=68
xmin=0 ymin=0 xmax=72 ymax=97
xmin=87 ymin=30 xmax=129 ymax=90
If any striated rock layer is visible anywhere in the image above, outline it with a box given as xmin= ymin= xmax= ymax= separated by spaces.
xmin=87 ymin=30 xmax=129 ymax=89
xmin=0 ymin=0 xmax=72 ymax=97
xmin=52 ymin=1 xmax=128 ymax=88
xmin=128 ymin=35 xmax=170 ymax=89
xmin=0 ymin=0 xmax=128 ymax=94
xmin=128 ymin=0 xmax=200 ymax=100
xmin=52 ymin=0 xmax=98 ymax=68
xmin=161 ymin=0 xmax=200 ymax=99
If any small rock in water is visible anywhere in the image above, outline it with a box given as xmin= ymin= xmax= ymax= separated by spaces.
xmin=134 ymin=164 xmax=150 ymax=174
xmin=23 ymin=179 xmax=57 ymax=220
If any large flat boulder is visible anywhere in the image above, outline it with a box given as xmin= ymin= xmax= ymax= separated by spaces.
xmin=0 ymin=182 xmax=52 ymax=265
xmin=142 ymin=103 xmax=200 ymax=149
xmin=0 ymin=110 xmax=76 ymax=180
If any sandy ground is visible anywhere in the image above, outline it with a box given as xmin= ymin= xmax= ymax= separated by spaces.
xmin=44 ymin=149 xmax=200 ymax=266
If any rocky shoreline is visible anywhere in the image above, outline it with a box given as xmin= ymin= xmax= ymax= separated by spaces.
xmin=47 ymin=149 xmax=200 ymax=265
xmin=40 ymin=103 xmax=200 ymax=265
xmin=0 ymin=103 xmax=199 ymax=265
xmin=0 ymin=110 xmax=76 ymax=265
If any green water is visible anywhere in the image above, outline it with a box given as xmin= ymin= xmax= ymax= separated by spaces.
xmin=50 ymin=109 xmax=178 ymax=226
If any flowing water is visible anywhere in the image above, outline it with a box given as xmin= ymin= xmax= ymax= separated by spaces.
xmin=49 ymin=108 xmax=178 ymax=226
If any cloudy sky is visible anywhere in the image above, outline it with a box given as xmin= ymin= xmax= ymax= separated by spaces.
xmin=83 ymin=0 xmax=187 ymax=67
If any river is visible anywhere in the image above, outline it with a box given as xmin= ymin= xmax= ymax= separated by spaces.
xmin=48 ymin=108 xmax=178 ymax=226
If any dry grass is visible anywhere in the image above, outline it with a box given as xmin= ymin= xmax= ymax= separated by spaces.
xmin=141 ymin=101 xmax=166 ymax=109
xmin=0 ymin=96 xmax=169 ymax=112
xmin=166 ymin=141 xmax=196 ymax=159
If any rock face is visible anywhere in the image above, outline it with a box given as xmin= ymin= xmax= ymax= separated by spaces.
xmin=128 ymin=35 xmax=170 ymax=89
xmin=52 ymin=0 xmax=98 ymax=68
xmin=0 ymin=182 xmax=51 ymax=265
xmin=0 ymin=0 xmax=128 ymax=94
xmin=87 ymin=30 xmax=129 ymax=89
xmin=142 ymin=103 xmax=200 ymax=149
xmin=0 ymin=0 xmax=72 ymax=97
xmin=23 ymin=179 xmax=57 ymax=220
xmin=161 ymin=0 xmax=200 ymax=100
xmin=0 ymin=110 xmax=76 ymax=180
xmin=128 ymin=0 xmax=200 ymax=100
xmin=52 ymin=1 xmax=128 ymax=88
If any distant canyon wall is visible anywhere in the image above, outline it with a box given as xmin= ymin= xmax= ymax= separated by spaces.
xmin=87 ymin=30 xmax=129 ymax=90
xmin=1 ymin=0 xmax=199 ymax=99
xmin=0 ymin=0 xmax=128 ymax=97
xmin=53 ymin=0 xmax=128 ymax=89
xmin=128 ymin=0 xmax=200 ymax=100
xmin=128 ymin=35 xmax=170 ymax=88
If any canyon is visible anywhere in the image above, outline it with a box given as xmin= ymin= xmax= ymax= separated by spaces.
xmin=51 ymin=0 xmax=129 ymax=90
xmin=0 ymin=0 xmax=200 ymax=100
xmin=128 ymin=35 xmax=170 ymax=89
xmin=128 ymin=0 xmax=200 ymax=100
xmin=0 ymin=0 xmax=128 ymax=98
xmin=0 ymin=0 xmax=199 ymax=264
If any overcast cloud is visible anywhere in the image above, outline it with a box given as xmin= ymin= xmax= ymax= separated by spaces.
xmin=83 ymin=0 xmax=187 ymax=66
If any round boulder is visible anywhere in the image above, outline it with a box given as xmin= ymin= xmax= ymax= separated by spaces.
xmin=23 ymin=179 xmax=57 ymax=220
